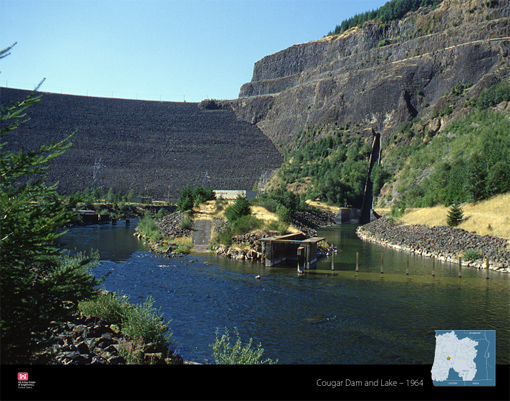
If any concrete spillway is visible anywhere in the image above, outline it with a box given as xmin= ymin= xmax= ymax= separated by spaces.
xmin=1 ymin=88 xmax=283 ymax=200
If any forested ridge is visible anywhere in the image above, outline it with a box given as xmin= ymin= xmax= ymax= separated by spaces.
xmin=327 ymin=0 xmax=444 ymax=36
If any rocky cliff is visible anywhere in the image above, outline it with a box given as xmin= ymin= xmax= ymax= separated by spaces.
xmin=214 ymin=0 xmax=510 ymax=151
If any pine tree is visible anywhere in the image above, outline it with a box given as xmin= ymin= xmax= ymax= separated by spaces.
xmin=446 ymin=203 xmax=464 ymax=227
xmin=0 ymin=45 xmax=99 ymax=362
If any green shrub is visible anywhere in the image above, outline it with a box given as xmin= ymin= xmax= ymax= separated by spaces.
xmin=179 ymin=217 xmax=193 ymax=230
xmin=79 ymin=292 xmax=171 ymax=350
xmin=177 ymin=185 xmax=194 ymax=212
xmin=209 ymin=327 xmax=278 ymax=365
xmin=231 ymin=215 xmax=263 ymax=236
xmin=79 ymin=291 xmax=131 ymax=325
xmin=447 ymin=203 xmax=463 ymax=227
xmin=137 ymin=212 xmax=164 ymax=242
xmin=215 ymin=227 xmax=233 ymax=246
xmin=177 ymin=184 xmax=215 ymax=211
xmin=276 ymin=204 xmax=292 ymax=223
xmin=121 ymin=296 xmax=171 ymax=348
xmin=253 ymin=197 xmax=280 ymax=213
xmin=475 ymin=80 xmax=510 ymax=110
xmin=462 ymin=248 xmax=483 ymax=261
xmin=224 ymin=195 xmax=251 ymax=222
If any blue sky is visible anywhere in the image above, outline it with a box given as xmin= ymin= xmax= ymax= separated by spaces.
xmin=1 ymin=0 xmax=388 ymax=102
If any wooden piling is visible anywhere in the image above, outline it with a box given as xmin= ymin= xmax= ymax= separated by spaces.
xmin=356 ymin=252 xmax=359 ymax=272
xmin=297 ymin=246 xmax=305 ymax=274
xmin=380 ymin=254 xmax=384 ymax=274
xmin=432 ymin=257 xmax=435 ymax=277
xmin=486 ymin=258 xmax=490 ymax=279
xmin=406 ymin=255 xmax=409 ymax=275
xmin=458 ymin=257 xmax=462 ymax=278
xmin=331 ymin=251 xmax=335 ymax=271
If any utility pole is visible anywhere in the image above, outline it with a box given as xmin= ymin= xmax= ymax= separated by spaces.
xmin=203 ymin=171 xmax=211 ymax=188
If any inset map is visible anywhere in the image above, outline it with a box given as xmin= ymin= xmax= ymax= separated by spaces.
xmin=431 ymin=330 xmax=496 ymax=386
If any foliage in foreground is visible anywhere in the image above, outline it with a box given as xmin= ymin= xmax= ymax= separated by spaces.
xmin=209 ymin=327 xmax=278 ymax=365
xmin=78 ymin=291 xmax=172 ymax=350
xmin=0 ymin=46 xmax=101 ymax=362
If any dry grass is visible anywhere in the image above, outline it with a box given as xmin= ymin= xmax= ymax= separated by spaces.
xmin=193 ymin=200 xmax=303 ymax=234
xmin=192 ymin=200 xmax=221 ymax=220
xmin=306 ymin=200 xmax=341 ymax=215
xmin=398 ymin=193 xmax=510 ymax=239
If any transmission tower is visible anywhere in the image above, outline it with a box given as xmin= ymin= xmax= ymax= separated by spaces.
xmin=92 ymin=157 xmax=106 ymax=189
xmin=203 ymin=170 xmax=211 ymax=188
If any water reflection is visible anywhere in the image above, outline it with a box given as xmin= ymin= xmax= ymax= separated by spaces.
xmin=59 ymin=219 xmax=140 ymax=261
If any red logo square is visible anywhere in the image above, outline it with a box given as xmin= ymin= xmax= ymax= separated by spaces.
xmin=18 ymin=372 xmax=29 ymax=381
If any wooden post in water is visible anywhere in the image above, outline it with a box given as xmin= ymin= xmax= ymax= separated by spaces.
xmin=331 ymin=251 xmax=335 ymax=271
xmin=432 ymin=256 xmax=435 ymax=277
xmin=380 ymin=254 xmax=384 ymax=274
xmin=486 ymin=258 xmax=490 ymax=279
xmin=297 ymin=246 xmax=304 ymax=274
xmin=458 ymin=257 xmax=462 ymax=278
xmin=406 ymin=255 xmax=409 ymax=275
xmin=356 ymin=252 xmax=359 ymax=272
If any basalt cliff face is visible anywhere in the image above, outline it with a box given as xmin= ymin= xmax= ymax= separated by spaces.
xmin=211 ymin=0 xmax=510 ymax=150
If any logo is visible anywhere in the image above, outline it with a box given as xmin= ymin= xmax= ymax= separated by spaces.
xmin=18 ymin=372 xmax=29 ymax=381
xmin=17 ymin=372 xmax=36 ymax=390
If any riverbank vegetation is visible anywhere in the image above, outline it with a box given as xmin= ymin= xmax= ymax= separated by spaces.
xmin=209 ymin=327 xmax=278 ymax=365
xmin=78 ymin=291 xmax=172 ymax=353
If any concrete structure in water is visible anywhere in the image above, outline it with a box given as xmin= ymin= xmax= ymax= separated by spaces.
xmin=260 ymin=233 xmax=325 ymax=269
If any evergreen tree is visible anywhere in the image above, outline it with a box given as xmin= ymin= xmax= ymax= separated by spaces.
xmin=224 ymin=195 xmax=251 ymax=222
xmin=0 ymin=45 xmax=99 ymax=362
xmin=446 ymin=203 xmax=463 ymax=227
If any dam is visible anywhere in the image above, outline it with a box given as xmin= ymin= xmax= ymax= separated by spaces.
xmin=0 ymin=88 xmax=283 ymax=200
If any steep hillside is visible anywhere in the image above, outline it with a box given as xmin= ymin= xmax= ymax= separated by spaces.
xmin=0 ymin=88 xmax=283 ymax=200
xmin=216 ymin=0 xmax=510 ymax=151
xmin=199 ymin=0 xmax=510 ymax=210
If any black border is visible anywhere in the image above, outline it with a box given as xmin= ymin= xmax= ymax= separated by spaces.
xmin=1 ymin=364 xmax=508 ymax=401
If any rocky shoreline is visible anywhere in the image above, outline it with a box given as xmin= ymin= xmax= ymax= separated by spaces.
xmin=356 ymin=218 xmax=510 ymax=273
xmin=31 ymin=288 xmax=194 ymax=365
xmin=134 ymin=211 xmax=193 ymax=257
xmin=38 ymin=313 xmax=185 ymax=365
xmin=213 ymin=208 xmax=337 ymax=261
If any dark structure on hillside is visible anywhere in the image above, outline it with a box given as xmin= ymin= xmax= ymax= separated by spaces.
xmin=0 ymin=88 xmax=283 ymax=200
xmin=334 ymin=129 xmax=381 ymax=225
xmin=360 ymin=130 xmax=382 ymax=225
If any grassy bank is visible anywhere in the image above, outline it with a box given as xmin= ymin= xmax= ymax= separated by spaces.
xmin=377 ymin=193 xmax=510 ymax=239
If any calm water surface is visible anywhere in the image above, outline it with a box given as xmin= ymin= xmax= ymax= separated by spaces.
xmin=60 ymin=222 xmax=510 ymax=364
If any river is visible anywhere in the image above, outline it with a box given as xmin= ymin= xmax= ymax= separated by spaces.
xmin=59 ymin=221 xmax=510 ymax=365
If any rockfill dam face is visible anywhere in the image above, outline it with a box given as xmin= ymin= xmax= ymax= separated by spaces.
xmin=0 ymin=88 xmax=283 ymax=200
